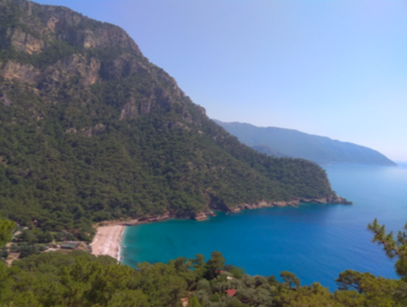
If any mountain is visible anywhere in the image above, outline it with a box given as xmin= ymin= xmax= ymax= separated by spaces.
xmin=0 ymin=0 xmax=347 ymax=239
xmin=215 ymin=120 xmax=396 ymax=166
xmin=250 ymin=145 xmax=288 ymax=158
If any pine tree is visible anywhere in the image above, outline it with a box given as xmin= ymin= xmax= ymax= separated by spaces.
xmin=188 ymin=295 xmax=202 ymax=307
xmin=0 ymin=215 xmax=14 ymax=247
xmin=368 ymin=218 xmax=407 ymax=281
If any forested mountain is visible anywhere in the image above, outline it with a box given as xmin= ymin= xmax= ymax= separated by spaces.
xmin=0 ymin=0 xmax=345 ymax=238
xmin=215 ymin=120 xmax=397 ymax=166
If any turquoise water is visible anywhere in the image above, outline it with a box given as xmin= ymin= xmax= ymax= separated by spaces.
xmin=122 ymin=163 xmax=407 ymax=289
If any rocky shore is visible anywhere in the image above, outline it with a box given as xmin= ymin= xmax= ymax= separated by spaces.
xmin=225 ymin=195 xmax=352 ymax=214
xmin=105 ymin=194 xmax=352 ymax=225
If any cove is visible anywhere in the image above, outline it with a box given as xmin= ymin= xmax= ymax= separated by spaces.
xmin=121 ymin=163 xmax=407 ymax=290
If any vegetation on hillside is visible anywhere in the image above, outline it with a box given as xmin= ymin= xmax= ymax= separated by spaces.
xmin=0 ymin=0 xmax=334 ymax=240
xmin=0 ymin=214 xmax=14 ymax=246
xmin=0 ymin=82 xmax=332 ymax=240
xmin=0 ymin=216 xmax=406 ymax=306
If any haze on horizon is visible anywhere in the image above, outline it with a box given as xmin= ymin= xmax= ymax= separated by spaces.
xmin=35 ymin=0 xmax=407 ymax=162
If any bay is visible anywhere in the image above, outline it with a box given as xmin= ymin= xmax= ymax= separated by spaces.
xmin=121 ymin=163 xmax=407 ymax=289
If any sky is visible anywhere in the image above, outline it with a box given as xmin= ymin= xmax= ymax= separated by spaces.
xmin=34 ymin=0 xmax=407 ymax=162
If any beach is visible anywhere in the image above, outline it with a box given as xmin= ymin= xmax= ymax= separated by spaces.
xmin=90 ymin=225 xmax=125 ymax=261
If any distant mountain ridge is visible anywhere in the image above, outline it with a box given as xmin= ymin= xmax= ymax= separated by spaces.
xmin=250 ymin=145 xmax=288 ymax=158
xmin=215 ymin=120 xmax=396 ymax=166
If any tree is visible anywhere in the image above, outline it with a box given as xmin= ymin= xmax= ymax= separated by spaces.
xmin=335 ymin=272 xmax=406 ymax=306
xmin=225 ymin=265 xmax=245 ymax=279
xmin=335 ymin=270 xmax=368 ymax=293
xmin=0 ymin=215 xmax=14 ymax=301
xmin=206 ymin=251 xmax=225 ymax=279
xmin=188 ymin=295 xmax=202 ymax=307
xmin=0 ymin=215 xmax=14 ymax=247
xmin=18 ymin=243 xmax=41 ymax=258
xmin=191 ymin=254 xmax=207 ymax=280
xmin=20 ymin=230 xmax=38 ymax=244
xmin=277 ymin=282 xmax=343 ymax=307
xmin=0 ymin=247 xmax=8 ymax=259
xmin=368 ymin=219 xmax=407 ymax=281
xmin=280 ymin=271 xmax=300 ymax=289
xmin=332 ymin=219 xmax=407 ymax=306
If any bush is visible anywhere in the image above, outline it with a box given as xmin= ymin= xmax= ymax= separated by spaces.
xmin=197 ymin=278 xmax=212 ymax=294
xmin=0 ymin=247 xmax=8 ymax=259
xmin=225 ymin=265 xmax=245 ymax=279
xmin=18 ymin=243 xmax=40 ymax=258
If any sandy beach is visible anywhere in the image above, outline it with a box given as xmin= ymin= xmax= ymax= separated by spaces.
xmin=90 ymin=225 xmax=125 ymax=261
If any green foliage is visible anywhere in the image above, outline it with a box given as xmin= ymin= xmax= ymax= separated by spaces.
xmin=197 ymin=279 xmax=212 ymax=294
xmin=19 ymin=229 xmax=38 ymax=244
xmin=276 ymin=282 xmax=342 ymax=307
xmin=0 ymin=227 xmax=406 ymax=307
xmin=0 ymin=0 xmax=334 ymax=240
xmin=280 ymin=271 xmax=300 ymax=289
xmin=368 ymin=219 xmax=407 ymax=281
xmin=1 ymin=251 xmax=190 ymax=306
xmin=54 ymin=232 xmax=75 ymax=242
xmin=189 ymin=295 xmax=202 ymax=307
xmin=206 ymin=251 xmax=226 ymax=279
xmin=0 ymin=246 xmax=8 ymax=259
xmin=0 ymin=87 xmax=333 ymax=239
xmin=17 ymin=242 xmax=41 ymax=258
xmin=9 ymin=242 xmax=47 ymax=258
xmin=0 ymin=215 xmax=14 ymax=247
xmin=225 ymin=265 xmax=245 ymax=279
xmin=334 ymin=272 xmax=407 ymax=306
xmin=2 ymin=4 xmax=391 ymax=305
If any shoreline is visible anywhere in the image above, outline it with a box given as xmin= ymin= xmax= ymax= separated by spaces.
xmin=90 ymin=195 xmax=352 ymax=261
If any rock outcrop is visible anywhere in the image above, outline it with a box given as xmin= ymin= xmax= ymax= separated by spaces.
xmin=0 ymin=94 xmax=12 ymax=106
xmin=8 ymin=28 xmax=45 ymax=54
xmin=119 ymin=99 xmax=139 ymax=120
xmin=140 ymin=195 xmax=352 ymax=222
xmin=0 ymin=61 xmax=39 ymax=84
xmin=208 ymin=195 xmax=352 ymax=215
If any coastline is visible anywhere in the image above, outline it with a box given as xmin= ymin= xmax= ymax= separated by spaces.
xmin=90 ymin=195 xmax=352 ymax=261
xmin=90 ymin=225 xmax=125 ymax=261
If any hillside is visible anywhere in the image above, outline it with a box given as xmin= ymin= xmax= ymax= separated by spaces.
xmin=0 ymin=0 xmax=347 ymax=239
xmin=215 ymin=120 xmax=396 ymax=166
xmin=250 ymin=145 xmax=288 ymax=159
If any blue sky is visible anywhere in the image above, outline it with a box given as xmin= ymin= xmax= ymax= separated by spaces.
xmin=35 ymin=0 xmax=407 ymax=162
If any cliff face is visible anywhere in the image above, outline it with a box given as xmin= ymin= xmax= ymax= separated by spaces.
xmin=0 ymin=0 xmax=185 ymax=118
xmin=0 ymin=0 xmax=342 ymax=236
xmin=1 ymin=0 xmax=141 ymax=54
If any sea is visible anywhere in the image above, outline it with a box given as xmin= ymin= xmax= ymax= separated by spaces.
xmin=121 ymin=162 xmax=407 ymax=290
